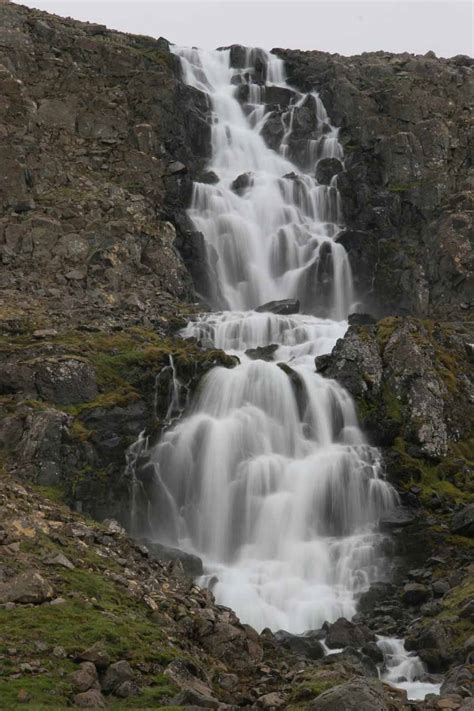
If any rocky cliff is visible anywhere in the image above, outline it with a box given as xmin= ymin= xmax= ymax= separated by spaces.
xmin=277 ymin=48 xmax=473 ymax=318
xmin=0 ymin=3 xmax=473 ymax=710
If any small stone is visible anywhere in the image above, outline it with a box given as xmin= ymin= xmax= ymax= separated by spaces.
xmin=65 ymin=268 xmax=87 ymax=280
xmin=432 ymin=580 xmax=450 ymax=597
xmin=258 ymin=692 xmax=286 ymax=708
xmin=17 ymin=689 xmax=30 ymax=703
xmin=45 ymin=553 xmax=75 ymax=570
xmin=168 ymin=161 xmax=187 ymax=175
xmin=50 ymin=597 xmax=67 ymax=605
xmin=33 ymin=329 xmax=58 ymax=339
xmin=53 ymin=646 xmax=66 ymax=658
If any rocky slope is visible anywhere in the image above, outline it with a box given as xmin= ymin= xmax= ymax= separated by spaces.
xmin=0 ymin=2 xmax=473 ymax=709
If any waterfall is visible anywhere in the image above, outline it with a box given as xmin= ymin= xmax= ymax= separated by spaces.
xmin=140 ymin=46 xmax=399 ymax=634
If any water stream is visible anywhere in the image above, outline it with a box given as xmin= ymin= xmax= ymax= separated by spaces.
xmin=134 ymin=45 xmax=439 ymax=700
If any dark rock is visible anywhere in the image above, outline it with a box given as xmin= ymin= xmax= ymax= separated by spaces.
xmin=141 ymin=540 xmax=203 ymax=576
xmin=101 ymin=660 xmax=134 ymax=694
xmin=324 ymin=617 xmax=374 ymax=649
xmin=405 ymin=622 xmax=452 ymax=671
xmin=357 ymin=583 xmax=395 ymax=614
xmin=362 ymin=642 xmax=384 ymax=664
xmin=35 ymin=358 xmax=98 ymax=405
xmin=432 ymin=580 xmax=450 ymax=597
xmin=348 ymin=313 xmax=377 ymax=326
xmin=275 ymin=629 xmax=325 ymax=660
xmin=440 ymin=665 xmax=473 ymax=697
xmin=199 ymin=171 xmax=219 ymax=184
xmin=245 ymin=344 xmax=279 ymax=361
xmin=451 ymin=504 xmax=474 ymax=537
xmin=264 ymin=85 xmax=295 ymax=107
xmin=379 ymin=508 xmax=416 ymax=530
xmin=255 ymin=298 xmax=300 ymax=315
xmin=315 ymin=157 xmax=344 ymax=185
xmin=402 ymin=583 xmax=430 ymax=605
xmin=231 ymin=172 xmax=254 ymax=194
xmin=307 ymin=678 xmax=389 ymax=710
xmin=260 ymin=112 xmax=285 ymax=151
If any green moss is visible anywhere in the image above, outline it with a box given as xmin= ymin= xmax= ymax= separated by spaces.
xmin=376 ymin=316 xmax=401 ymax=348
xmin=289 ymin=671 xmax=346 ymax=704
xmin=382 ymin=382 xmax=403 ymax=423
xmin=394 ymin=438 xmax=473 ymax=504
xmin=387 ymin=182 xmax=420 ymax=192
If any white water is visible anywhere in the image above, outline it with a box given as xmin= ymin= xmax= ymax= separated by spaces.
xmin=135 ymin=45 xmax=401 ymax=635
xmin=378 ymin=637 xmax=442 ymax=701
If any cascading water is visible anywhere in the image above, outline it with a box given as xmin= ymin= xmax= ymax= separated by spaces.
xmin=127 ymin=44 xmax=443 ymax=701
xmin=125 ymin=45 xmax=444 ymax=701
xmin=133 ymin=45 xmax=401 ymax=636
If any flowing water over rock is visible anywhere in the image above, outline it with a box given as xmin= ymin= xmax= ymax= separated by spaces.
xmin=134 ymin=45 xmax=401 ymax=634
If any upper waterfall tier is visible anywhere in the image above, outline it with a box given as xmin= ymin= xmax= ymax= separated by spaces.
xmin=175 ymin=46 xmax=353 ymax=319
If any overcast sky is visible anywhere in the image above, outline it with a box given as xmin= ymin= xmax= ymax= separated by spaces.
xmin=18 ymin=1 xmax=473 ymax=58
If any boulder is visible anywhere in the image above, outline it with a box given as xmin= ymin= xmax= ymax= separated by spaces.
xmin=0 ymin=571 xmax=54 ymax=604
xmin=245 ymin=344 xmax=279 ymax=361
xmin=70 ymin=662 xmax=99 ymax=693
xmin=255 ymin=298 xmax=299 ymax=315
xmin=324 ymin=617 xmax=374 ymax=649
xmin=77 ymin=643 xmax=110 ymax=671
xmin=141 ymin=540 xmax=203 ymax=577
xmin=260 ymin=112 xmax=285 ymax=151
xmin=405 ymin=622 xmax=452 ymax=671
xmin=275 ymin=629 xmax=325 ymax=660
xmin=35 ymin=358 xmax=98 ymax=405
xmin=307 ymin=678 xmax=390 ymax=711
xmin=440 ymin=665 xmax=473 ymax=697
xmin=451 ymin=504 xmax=474 ymax=538
xmin=101 ymin=660 xmax=134 ymax=694
xmin=258 ymin=691 xmax=287 ymax=708
xmin=231 ymin=172 xmax=254 ymax=194
xmin=73 ymin=689 xmax=106 ymax=708
xmin=402 ymin=583 xmax=430 ymax=605
xmin=315 ymin=157 xmax=344 ymax=185
xmin=348 ymin=313 xmax=377 ymax=326
xmin=199 ymin=170 xmax=219 ymax=184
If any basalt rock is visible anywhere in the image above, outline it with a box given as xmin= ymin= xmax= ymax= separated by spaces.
xmin=256 ymin=298 xmax=300 ymax=315
xmin=316 ymin=157 xmax=344 ymax=185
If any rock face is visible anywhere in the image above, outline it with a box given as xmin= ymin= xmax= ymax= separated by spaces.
xmin=278 ymin=48 xmax=473 ymax=319
xmin=0 ymin=2 xmax=211 ymax=332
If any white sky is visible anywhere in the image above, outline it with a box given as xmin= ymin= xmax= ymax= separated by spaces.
xmin=17 ymin=0 xmax=474 ymax=58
